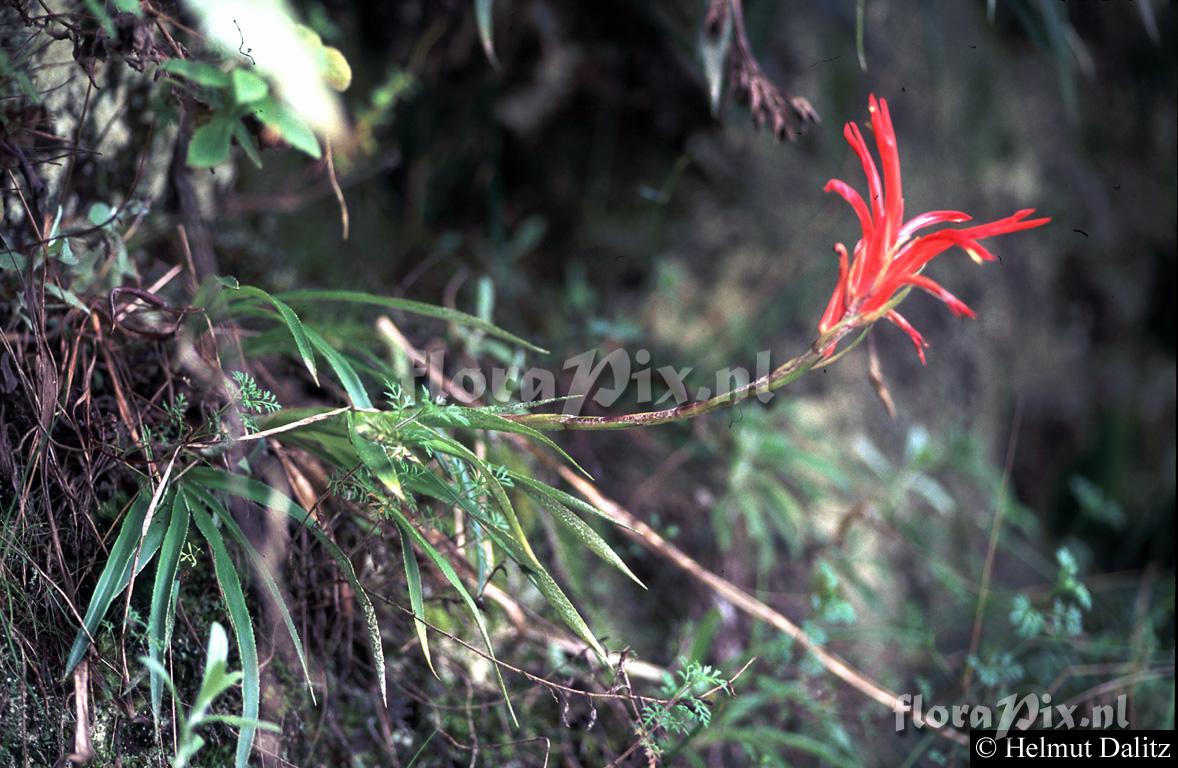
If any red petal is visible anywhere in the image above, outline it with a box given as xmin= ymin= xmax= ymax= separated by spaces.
xmin=899 ymin=274 xmax=977 ymax=317
xmin=825 ymin=179 xmax=874 ymax=239
xmin=890 ymin=234 xmax=960 ymax=278
xmin=819 ymin=243 xmax=851 ymax=333
xmin=886 ymin=310 xmax=928 ymax=365
xmin=844 ymin=121 xmax=884 ymax=223
xmin=870 ymin=95 xmax=904 ymax=250
xmin=897 ymin=210 xmax=972 ymax=242
xmin=954 ymin=209 xmax=1051 ymax=240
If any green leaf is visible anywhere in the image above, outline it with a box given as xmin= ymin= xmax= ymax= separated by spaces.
xmin=475 ymin=0 xmax=498 ymax=67
xmin=225 ymin=285 xmax=319 ymax=385
xmin=188 ymin=493 xmax=259 ymax=768
xmin=398 ymin=524 xmax=436 ymax=677
xmin=415 ymin=429 xmax=540 ymax=565
xmin=44 ymin=283 xmax=90 ymax=315
xmin=188 ymin=116 xmax=236 ymax=168
xmin=383 ymin=504 xmax=517 ymax=725
xmin=349 ymin=413 xmax=406 ymax=502
xmin=113 ymin=0 xmax=141 ymax=14
xmin=306 ymin=327 xmax=373 ymax=408
xmin=230 ymin=68 xmax=269 ymax=105
xmin=65 ymin=489 xmax=168 ymax=675
xmin=148 ymin=491 xmax=190 ymax=724
xmin=416 ymin=407 xmax=588 ymax=478
xmin=509 ymin=472 xmax=634 ymax=530
xmin=411 ymin=436 xmax=608 ymax=663
xmin=530 ymin=492 xmax=644 ymax=588
xmin=161 ymin=59 xmax=232 ymax=89
xmin=252 ymin=96 xmax=321 ymax=159
xmin=185 ymin=468 xmax=386 ymax=706
xmin=527 ymin=567 xmax=606 ymax=661
xmin=0 ymin=252 xmax=26 ymax=271
xmin=275 ymin=289 xmax=548 ymax=354
xmin=184 ymin=482 xmax=315 ymax=702
xmin=231 ymin=121 xmax=264 ymax=169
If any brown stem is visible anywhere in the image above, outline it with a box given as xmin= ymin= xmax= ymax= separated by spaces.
xmin=507 ymin=326 xmax=856 ymax=432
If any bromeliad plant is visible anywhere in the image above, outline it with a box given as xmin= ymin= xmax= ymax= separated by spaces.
xmin=818 ymin=94 xmax=1050 ymax=363
xmin=63 ymin=93 xmax=1049 ymax=766
xmin=64 ymin=278 xmax=646 ymax=767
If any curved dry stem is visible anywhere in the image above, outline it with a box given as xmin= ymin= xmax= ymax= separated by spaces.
xmin=508 ymin=325 xmax=861 ymax=432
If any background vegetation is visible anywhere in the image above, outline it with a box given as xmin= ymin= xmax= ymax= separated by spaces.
xmin=1 ymin=1 xmax=1174 ymax=766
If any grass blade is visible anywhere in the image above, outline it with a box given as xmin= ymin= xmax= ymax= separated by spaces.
xmin=184 ymin=481 xmax=316 ymax=703
xmin=305 ymin=326 xmax=373 ymax=408
xmin=529 ymin=491 xmax=645 ymax=588
xmin=185 ymin=467 xmax=387 ymax=706
xmin=416 ymin=408 xmax=590 ymax=478
xmin=188 ymin=490 xmax=259 ymax=768
xmin=384 ymin=504 xmax=517 ymax=725
xmin=274 ymin=289 xmax=547 ymax=354
xmin=148 ymin=491 xmax=190 ymax=723
xmin=509 ymin=472 xmax=635 ymax=531
xmin=65 ymin=489 xmax=168 ymax=675
xmin=398 ymin=524 xmax=436 ymax=677
xmin=224 ymin=284 xmax=319 ymax=385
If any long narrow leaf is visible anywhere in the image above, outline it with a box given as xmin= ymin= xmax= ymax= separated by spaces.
xmin=188 ymin=492 xmax=259 ymax=768
xmin=382 ymin=504 xmax=517 ymax=725
xmin=397 ymin=524 xmax=436 ymax=677
xmin=185 ymin=467 xmax=387 ymax=706
xmin=414 ymin=408 xmax=590 ymax=478
xmin=274 ymin=289 xmax=547 ymax=354
xmin=509 ymin=472 xmax=635 ymax=531
xmin=148 ymin=491 xmax=190 ymax=723
xmin=183 ymin=482 xmax=316 ymax=703
xmin=65 ymin=490 xmax=168 ymax=675
xmin=224 ymin=284 xmax=319 ymax=385
xmin=305 ymin=326 xmax=373 ymax=408
xmin=529 ymin=492 xmax=645 ymax=588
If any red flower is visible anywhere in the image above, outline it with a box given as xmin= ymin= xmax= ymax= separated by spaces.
xmin=818 ymin=94 xmax=1050 ymax=363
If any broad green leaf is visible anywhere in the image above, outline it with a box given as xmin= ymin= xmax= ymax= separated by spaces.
xmin=231 ymin=121 xmax=264 ymax=168
xmin=0 ymin=252 xmax=26 ymax=270
xmin=530 ymin=492 xmax=644 ymax=588
xmin=86 ymin=201 xmax=114 ymax=227
xmin=65 ymin=490 xmax=168 ymax=675
xmin=225 ymin=285 xmax=319 ymax=385
xmin=44 ymin=283 xmax=91 ymax=315
xmin=161 ymin=59 xmax=232 ymax=89
xmin=251 ymin=95 xmax=321 ymax=159
xmin=188 ymin=494 xmax=258 ymax=768
xmin=323 ymin=46 xmax=352 ymax=92
xmin=231 ymin=68 xmax=269 ymax=105
xmin=184 ymin=482 xmax=315 ymax=702
xmin=148 ymin=492 xmax=190 ymax=724
xmin=188 ymin=116 xmax=236 ymax=168
xmin=185 ymin=467 xmax=386 ymax=706
xmin=275 ymin=289 xmax=548 ymax=353
xmin=398 ymin=524 xmax=436 ymax=677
